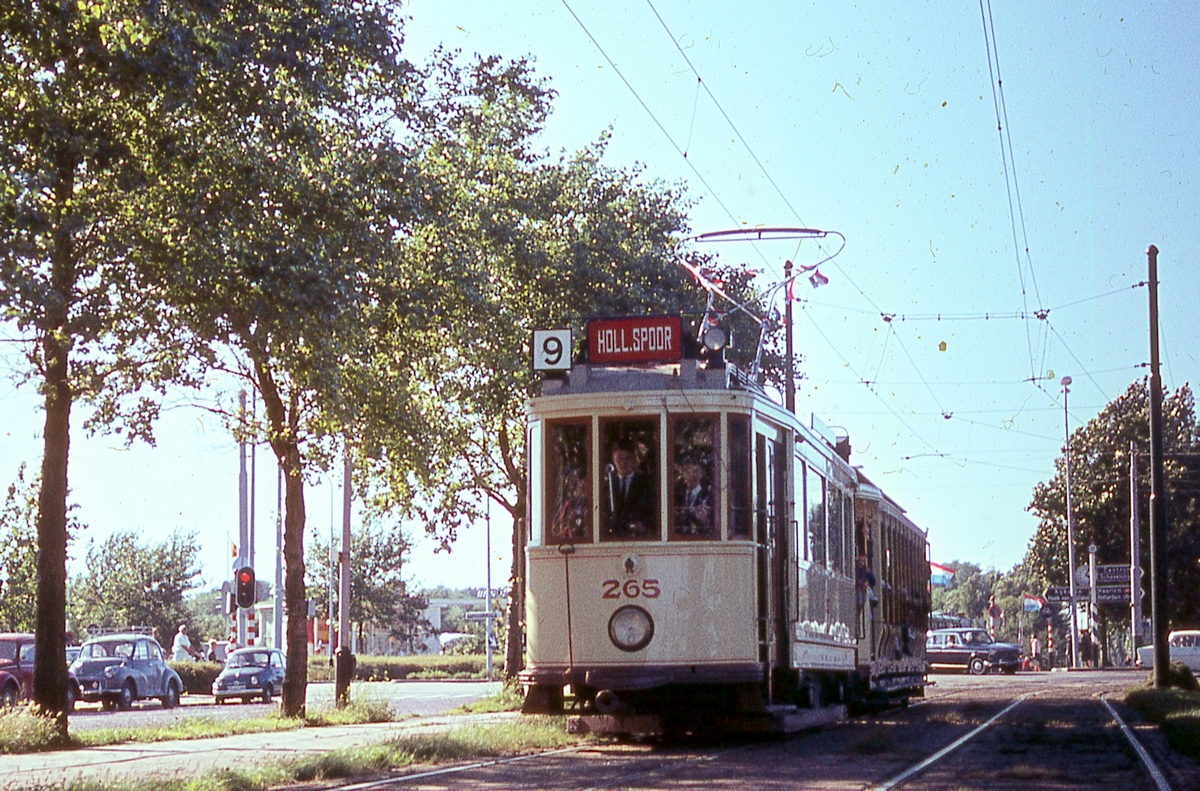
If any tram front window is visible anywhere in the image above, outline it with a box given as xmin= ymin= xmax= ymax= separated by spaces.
xmin=546 ymin=421 xmax=590 ymax=543
xmin=671 ymin=416 xmax=718 ymax=540
xmin=601 ymin=419 xmax=659 ymax=541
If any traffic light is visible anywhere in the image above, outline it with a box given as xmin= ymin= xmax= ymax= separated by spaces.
xmin=236 ymin=566 xmax=256 ymax=609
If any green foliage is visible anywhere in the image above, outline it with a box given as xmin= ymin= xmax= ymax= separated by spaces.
xmin=306 ymin=654 xmax=486 ymax=682
xmin=306 ymin=521 xmax=431 ymax=652
xmin=0 ymin=706 xmax=65 ymax=753
xmin=70 ymin=529 xmax=203 ymax=641
xmin=1027 ymin=381 xmax=1200 ymax=629
xmin=168 ymin=661 xmax=223 ymax=695
xmin=0 ymin=465 xmax=41 ymax=632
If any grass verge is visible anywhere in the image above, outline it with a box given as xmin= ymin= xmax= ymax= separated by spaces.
xmin=0 ymin=699 xmax=397 ymax=754
xmin=1124 ymin=682 xmax=1200 ymax=760
xmin=450 ymin=683 xmax=525 ymax=714
xmin=52 ymin=716 xmax=582 ymax=791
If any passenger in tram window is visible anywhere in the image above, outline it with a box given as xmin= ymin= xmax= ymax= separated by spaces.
xmin=673 ymin=452 xmax=714 ymax=536
xmin=603 ymin=438 xmax=656 ymax=538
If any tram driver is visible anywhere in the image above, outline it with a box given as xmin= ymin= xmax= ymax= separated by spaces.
xmin=603 ymin=438 xmax=656 ymax=538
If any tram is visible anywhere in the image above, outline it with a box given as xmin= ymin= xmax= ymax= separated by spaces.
xmin=519 ymin=313 xmax=929 ymax=735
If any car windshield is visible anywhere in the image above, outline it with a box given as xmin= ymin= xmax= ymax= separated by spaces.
xmin=961 ymin=630 xmax=993 ymax=646
xmin=227 ymin=651 xmax=270 ymax=668
xmin=81 ymin=641 xmax=134 ymax=659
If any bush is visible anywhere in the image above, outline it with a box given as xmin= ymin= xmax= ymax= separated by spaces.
xmin=0 ymin=706 xmax=67 ymax=753
xmin=168 ymin=661 xmax=223 ymax=694
xmin=306 ymin=654 xmax=486 ymax=682
xmin=1125 ymin=680 xmax=1200 ymax=759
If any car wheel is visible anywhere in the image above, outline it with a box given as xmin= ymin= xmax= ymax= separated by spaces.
xmin=102 ymin=697 xmax=117 ymax=711
xmin=162 ymin=682 xmax=180 ymax=709
xmin=968 ymin=657 xmax=986 ymax=676
xmin=241 ymin=696 xmax=252 ymax=705
xmin=67 ymin=684 xmax=77 ymax=713
xmin=1003 ymin=666 xmax=1017 ymax=675
xmin=215 ymin=696 xmax=226 ymax=705
xmin=261 ymin=683 xmax=273 ymax=705
xmin=0 ymin=683 xmax=17 ymax=708
xmin=117 ymin=681 xmax=135 ymax=711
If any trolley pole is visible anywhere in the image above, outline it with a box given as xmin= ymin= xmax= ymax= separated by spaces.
xmin=1146 ymin=244 xmax=1170 ymax=688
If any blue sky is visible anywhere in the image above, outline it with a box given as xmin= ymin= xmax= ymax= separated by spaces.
xmin=1 ymin=1 xmax=1197 ymax=591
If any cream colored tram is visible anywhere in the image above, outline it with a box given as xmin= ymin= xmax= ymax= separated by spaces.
xmin=520 ymin=324 xmax=927 ymax=732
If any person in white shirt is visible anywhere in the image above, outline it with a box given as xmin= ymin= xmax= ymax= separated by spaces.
xmin=171 ymin=624 xmax=199 ymax=662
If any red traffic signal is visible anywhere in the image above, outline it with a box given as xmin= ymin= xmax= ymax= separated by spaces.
xmin=236 ymin=566 xmax=256 ymax=609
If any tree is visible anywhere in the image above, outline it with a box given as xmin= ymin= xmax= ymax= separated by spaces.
xmin=69 ymin=529 xmax=202 ymax=642
xmin=357 ymin=73 xmax=770 ymax=676
xmin=306 ymin=519 xmax=429 ymax=648
xmin=137 ymin=2 xmax=427 ymax=717
xmin=0 ymin=0 xmax=212 ymax=730
xmin=1027 ymin=380 xmax=1200 ymax=631
xmin=0 ymin=465 xmax=41 ymax=633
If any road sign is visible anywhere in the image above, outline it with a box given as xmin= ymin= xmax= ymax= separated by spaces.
xmin=1044 ymin=585 xmax=1141 ymax=604
xmin=464 ymin=611 xmax=502 ymax=621
xmin=1096 ymin=564 xmax=1133 ymax=585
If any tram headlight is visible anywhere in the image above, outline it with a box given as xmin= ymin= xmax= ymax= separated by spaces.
xmin=608 ymin=605 xmax=654 ymax=652
xmin=701 ymin=325 xmax=728 ymax=352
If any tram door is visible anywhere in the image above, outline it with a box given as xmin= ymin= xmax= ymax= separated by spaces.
xmin=755 ymin=430 xmax=789 ymax=702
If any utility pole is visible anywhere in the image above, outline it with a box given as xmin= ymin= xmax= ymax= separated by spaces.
xmin=486 ymin=499 xmax=494 ymax=683
xmin=1130 ymin=441 xmax=1142 ymax=661
xmin=335 ymin=449 xmax=354 ymax=706
xmin=784 ymin=259 xmax=795 ymax=415
xmin=274 ymin=465 xmax=283 ymax=651
xmin=1146 ymin=244 xmax=1170 ymax=688
xmin=1062 ymin=377 xmax=1080 ymax=669
xmin=237 ymin=390 xmax=248 ymax=647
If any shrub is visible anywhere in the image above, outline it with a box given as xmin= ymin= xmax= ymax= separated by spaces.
xmin=0 ymin=706 xmax=67 ymax=753
xmin=168 ymin=661 xmax=223 ymax=694
xmin=306 ymin=654 xmax=486 ymax=682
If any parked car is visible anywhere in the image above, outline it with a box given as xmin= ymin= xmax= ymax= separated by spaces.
xmin=926 ymin=627 xmax=1021 ymax=675
xmin=213 ymin=647 xmax=285 ymax=704
xmin=70 ymin=634 xmax=183 ymax=710
xmin=1136 ymin=630 xmax=1200 ymax=672
xmin=0 ymin=633 xmax=36 ymax=704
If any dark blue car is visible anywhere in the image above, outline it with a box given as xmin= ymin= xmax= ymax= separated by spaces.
xmin=213 ymin=647 xmax=285 ymax=704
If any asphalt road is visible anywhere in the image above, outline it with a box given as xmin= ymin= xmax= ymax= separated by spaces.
xmin=67 ymin=680 xmax=502 ymax=732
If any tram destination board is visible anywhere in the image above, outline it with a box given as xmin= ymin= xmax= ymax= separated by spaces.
xmin=587 ymin=315 xmax=682 ymax=365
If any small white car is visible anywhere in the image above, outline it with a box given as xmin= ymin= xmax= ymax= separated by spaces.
xmin=1136 ymin=630 xmax=1200 ymax=672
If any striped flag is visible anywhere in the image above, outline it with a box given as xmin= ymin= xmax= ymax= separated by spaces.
xmin=929 ymin=562 xmax=955 ymax=587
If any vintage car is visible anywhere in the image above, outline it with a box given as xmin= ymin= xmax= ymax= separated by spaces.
xmin=212 ymin=647 xmax=285 ymax=704
xmin=1136 ymin=630 xmax=1200 ymax=672
xmin=70 ymin=634 xmax=183 ymax=710
xmin=0 ymin=633 xmax=35 ymax=705
xmin=925 ymin=627 xmax=1021 ymax=675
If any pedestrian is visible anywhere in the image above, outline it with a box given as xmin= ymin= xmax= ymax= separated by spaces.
xmin=1080 ymin=629 xmax=1094 ymax=668
xmin=226 ymin=635 xmax=239 ymax=659
xmin=206 ymin=639 xmax=219 ymax=662
xmin=171 ymin=624 xmax=200 ymax=662
xmin=987 ymin=596 xmax=1003 ymax=637
xmin=1030 ymin=633 xmax=1042 ymax=671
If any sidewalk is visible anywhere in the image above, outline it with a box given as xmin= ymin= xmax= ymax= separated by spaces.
xmin=0 ymin=711 xmax=519 ymax=790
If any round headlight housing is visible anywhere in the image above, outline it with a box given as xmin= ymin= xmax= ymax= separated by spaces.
xmin=608 ymin=605 xmax=654 ymax=652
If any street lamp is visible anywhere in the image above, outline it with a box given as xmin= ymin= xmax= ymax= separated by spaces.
xmin=1063 ymin=376 xmax=1081 ymax=669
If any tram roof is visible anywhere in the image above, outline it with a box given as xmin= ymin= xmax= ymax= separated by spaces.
xmin=538 ymin=359 xmax=750 ymax=397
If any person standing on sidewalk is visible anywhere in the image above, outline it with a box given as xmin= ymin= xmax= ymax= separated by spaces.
xmin=1030 ymin=633 xmax=1042 ymax=671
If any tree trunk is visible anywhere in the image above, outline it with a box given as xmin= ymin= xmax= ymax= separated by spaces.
xmin=504 ymin=514 xmax=526 ymax=681
xmin=281 ymin=462 xmax=308 ymax=717
xmin=34 ymin=331 xmax=70 ymax=737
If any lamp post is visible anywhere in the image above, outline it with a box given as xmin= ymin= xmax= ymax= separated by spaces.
xmin=1063 ymin=376 xmax=1081 ymax=669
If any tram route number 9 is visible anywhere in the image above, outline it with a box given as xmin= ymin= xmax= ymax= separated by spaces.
xmin=601 ymin=579 xmax=661 ymax=599
xmin=532 ymin=329 xmax=571 ymax=371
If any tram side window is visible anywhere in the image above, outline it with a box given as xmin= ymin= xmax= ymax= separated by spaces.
xmin=728 ymin=416 xmax=752 ymax=539
xmin=546 ymin=421 xmax=591 ymax=544
xmin=828 ymin=487 xmax=844 ymax=574
xmin=671 ymin=416 xmax=718 ymax=540
xmin=796 ymin=460 xmax=809 ymax=561
xmin=806 ymin=467 xmax=826 ymax=567
xmin=600 ymin=419 xmax=659 ymax=541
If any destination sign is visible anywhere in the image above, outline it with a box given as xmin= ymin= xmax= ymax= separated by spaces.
xmin=587 ymin=315 xmax=682 ymax=365
xmin=1045 ymin=585 xmax=1141 ymax=604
